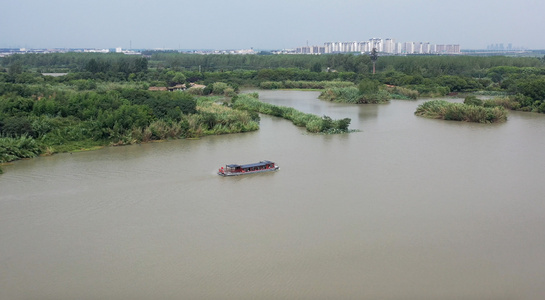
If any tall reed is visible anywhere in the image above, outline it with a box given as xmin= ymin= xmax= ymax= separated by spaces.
xmin=415 ymin=100 xmax=507 ymax=123
xmin=233 ymin=94 xmax=351 ymax=133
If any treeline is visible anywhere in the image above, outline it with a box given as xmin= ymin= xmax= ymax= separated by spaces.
xmin=0 ymin=79 xmax=260 ymax=166
xmin=0 ymin=86 xmax=196 ymax=141
xmin=2 ymin=53 xmax=148 ymax=75
xmin=2 ymin=52 xmax=545 ymax=108
xmin=144 ymin=52 xmax=544 ymax=75
xmin=4 ymin=52 xmax=543 ymax=75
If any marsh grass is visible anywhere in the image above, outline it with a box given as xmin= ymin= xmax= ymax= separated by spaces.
xmin=386 ymin=86 xmax=419 ymax=100
xmin=483 ymin=97 xmax=521 ymax=110
xmin=415 ymin=100 xmax=507 ymax=123
xmin=196 ymin=98 xmax=259 ymax=134
xmin=233 ymin=94 xmax=351 ymax=133
xmin=319 ymin=87 xmax=361 ymax=103
xmin=319 ymin=87 xmax=390 ymax=104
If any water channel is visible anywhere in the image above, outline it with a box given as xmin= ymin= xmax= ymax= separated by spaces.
xmin=1 ymin=90 xmax=545 ymax=299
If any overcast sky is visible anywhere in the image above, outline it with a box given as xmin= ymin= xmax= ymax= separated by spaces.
xmin=2 ymin=0 xmax=544 ymax=50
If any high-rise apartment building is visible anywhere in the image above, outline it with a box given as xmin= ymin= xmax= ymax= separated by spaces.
xmin=383 ymin=38 xmax=395 ymax=53
xmin=403 ymin=42 xmax=415 ymax=54
xmin=301 ymin=38 xmax=460 ymax=55
xmin=369 ymin=38 xmax=383 ymax=52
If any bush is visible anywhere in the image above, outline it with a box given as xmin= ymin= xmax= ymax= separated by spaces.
xmin=196 ymin=98 xmax=259 ymax=135
xmin=483 ymin=97 xmax=520 ymax=110
xmin=319 ymin=87 xmax=362 ymax=104
xmin=360 ymin=90 xmax=390 ymax=104
xmin=464 ymin=95 xmax=483 ymax=106
xmin=319 ymin=85 xmax=390 ymax=104
xmin=259 ymin=81 xmax=284 ymax=89
xmin=411 ymin=84 xmax=450 ymax=97
xmin=71 ymin=79 xmax=97 ymax=91
xmin=0 ymin=116 xmax=34 ymax=137
xmin=211 ymin=82 xmax=230 ymax=95
xmin=358 ymin=79 xmax=380 ymax=94
xmin=0 ymin=134 xmax=43 ymax=163
xmin=387 ymin=86 xmax=419 ymax=100
xmin=186 ymin=87 xmax=204 ymax=95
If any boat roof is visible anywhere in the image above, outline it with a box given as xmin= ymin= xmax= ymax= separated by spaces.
xmin=226 ymin=160 xmax=274 ymax=168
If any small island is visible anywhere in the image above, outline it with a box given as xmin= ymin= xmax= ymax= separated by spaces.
xmin=414 ymin=98 xmax=507 ymax=123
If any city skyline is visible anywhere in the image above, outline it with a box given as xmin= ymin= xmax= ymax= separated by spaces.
xmin=292 ymin=38 xmax=462 ymax=55
xmin=2 ymin=0 xmax=544 ymax=50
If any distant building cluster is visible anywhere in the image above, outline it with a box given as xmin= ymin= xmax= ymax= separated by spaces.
xmin=486 ymin=43 xmax=526 ymax=51
xmin=189 ymin=48 xmax=256 ymax=55
xmin=0 ymin=47 xmax=259 ymax=57
xmin=292 ymin=38 xmax=461 ymax=55
xmin=0 ymin=47 xmax=143 ymax=57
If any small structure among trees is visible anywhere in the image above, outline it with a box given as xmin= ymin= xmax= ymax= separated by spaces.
xmin=370 ymin=48 xmax=379 ymax=74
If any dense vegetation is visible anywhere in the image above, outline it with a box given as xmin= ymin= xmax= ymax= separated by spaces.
xmin=414 ymin=99 xmax=508 ymax=123
xmin=232 ymin=93 xmax=352 ymax=133
xmin=2 ymin=52 xmax=545 ymax=172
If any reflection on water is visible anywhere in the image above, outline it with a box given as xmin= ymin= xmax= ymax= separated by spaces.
xmin=2 ymin=91 xmax=545 ymax=299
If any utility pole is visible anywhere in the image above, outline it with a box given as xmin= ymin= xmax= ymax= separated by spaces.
xmin=370 ymin=48 xmax=378 ymax=75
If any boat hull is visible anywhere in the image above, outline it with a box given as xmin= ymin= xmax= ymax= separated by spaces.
xmin=218 ymin=166 xmax=279 ymax=176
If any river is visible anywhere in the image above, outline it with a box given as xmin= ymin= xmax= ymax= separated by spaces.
xmin=1 ymin=90 xmax=545 ymax=299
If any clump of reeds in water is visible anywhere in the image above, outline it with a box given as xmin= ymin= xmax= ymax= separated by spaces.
xmin=233 ymin=93 xmax=352 ymax=133
xmin=415 ymin=100 xmax=507 ymax=123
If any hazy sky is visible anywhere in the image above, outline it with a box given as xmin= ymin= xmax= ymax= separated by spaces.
xmin=2 ymin=0 xmax=544 ymax=50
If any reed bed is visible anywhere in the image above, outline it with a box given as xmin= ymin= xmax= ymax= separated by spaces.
xmin=233 ymin=93 xmax=351 ymax=133
xmin=319 ymin=87 xmax=390 ymax=104
xmin=415 ymin=100 xmax=507 ymax=123
xmin=196 ymin=99 xmax=259 ymax=134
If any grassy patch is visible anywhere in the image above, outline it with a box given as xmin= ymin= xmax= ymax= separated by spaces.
xmin=415 ymin=100 xmax=507 ymax=123
xmin=319 ymin=87 xmax=390 ymax=104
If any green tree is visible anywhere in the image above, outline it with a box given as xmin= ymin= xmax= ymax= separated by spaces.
xmin=311 ymin=62 xmax=322 ymax=73
xmin=464 ymin=95 xmax=483 ymax=106
xmin=0 ymin=116 xmax=34 ymax=137
xmin=517 ymin=78 xmax=545 ymax=101
xmin=85 ymin=58 xmax=100 ymax=73
xmin=8 ymin=61 xmax=23 ymax=77
xmin=171 ymin=72 xmax=186 ymax=85
xmin=358 ymin=78 xmax=380 ymax=94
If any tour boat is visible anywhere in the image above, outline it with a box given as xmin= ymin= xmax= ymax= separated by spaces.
xmin=218 ymin=160 xmax=279 ymax=176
